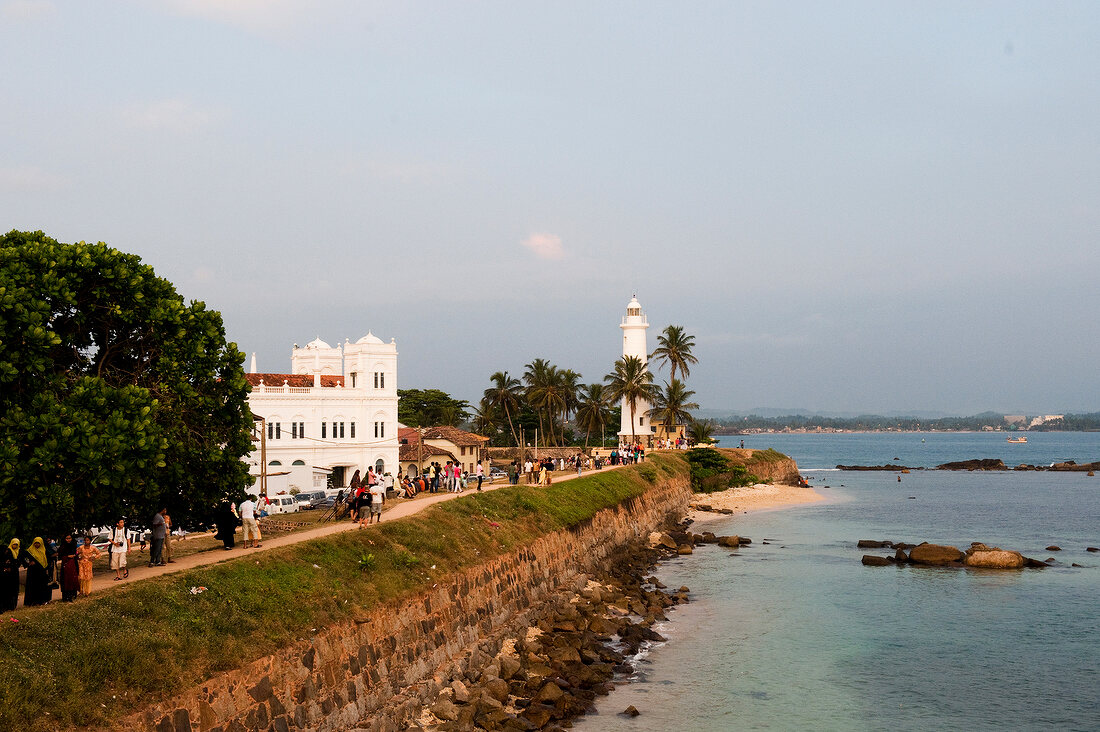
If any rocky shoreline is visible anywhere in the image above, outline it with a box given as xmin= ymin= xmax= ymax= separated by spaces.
xmin=837 ymin=458 xmax=1100 ymax=472
xmin=408 ymin=521 xmax=749 ymax=731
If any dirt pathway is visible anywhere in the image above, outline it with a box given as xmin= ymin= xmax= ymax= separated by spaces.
xmin=77 ymin=464 xmax=626 ymax=597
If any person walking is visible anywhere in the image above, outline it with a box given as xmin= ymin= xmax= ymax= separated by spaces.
xmin=23 ymin=537 xmax=51 ymax=604
xmin=57 ymin=534 xmax=79 ymax=602
xmin=109 ymin=519 xmax=129 ymax=579
xmin=475 ymin=461 xmax=484 ymax=491
xmin=239 ymin=497 xmax=261 ymax=549
xmin=214 ymin=502 xmax=237 ymax=550
xmin=1 ymin=539 xmax=21 ymax=611
xmin=76 ymin=535 xmax=101 ymax=597
xmin=149 ymin=508 xmax=167 ymax=566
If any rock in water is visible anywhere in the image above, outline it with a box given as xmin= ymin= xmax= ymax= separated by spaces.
xmin=964 ymin=549 xmax=1025 ymax=569
xmin=909 ymin=543 xmax=964 ymax=565
xmin=858 ymin=539 xmax=892 ymax=548
xmin=717 ymin=535 xmax=741 ymax=548
xmin=621 ymin=705 xmax=641 ymax=717
xmin=1045 ymin=545 xmax=1061 ymax=551
xmin=861 ymin=555 xmax=892 ymax=566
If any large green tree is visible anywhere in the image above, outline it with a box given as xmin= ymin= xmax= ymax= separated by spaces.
xmin=397 ymin=388 xmax=470 ymax=427
xmin=0 ymin=231 xmax=253 ymax=538
xmin=574 ymin=383 xmax=612 ymax=449
xmin=483 ymin=370 xmax=522 ymax=447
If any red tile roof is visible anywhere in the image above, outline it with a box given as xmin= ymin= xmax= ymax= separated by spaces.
xmin=398 ymin=443 xmax=455 ymax=461
xmin=421 ymin=425 xmax=489 ymax=446
xmin=246 ymin=373 xmax=345 ymax=388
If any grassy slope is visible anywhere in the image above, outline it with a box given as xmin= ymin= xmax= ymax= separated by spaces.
xmin=0 ymin=455 xmax=687 ymax=730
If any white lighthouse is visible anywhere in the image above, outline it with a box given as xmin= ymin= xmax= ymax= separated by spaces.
xmin=617 ymin=294 xmax=654 ymax=446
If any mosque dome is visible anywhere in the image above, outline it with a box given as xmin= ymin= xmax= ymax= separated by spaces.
xmin=304 ymin=337 xmax=332 ymax=349
xmin=356 ymin=331 xmax=383 ymax=345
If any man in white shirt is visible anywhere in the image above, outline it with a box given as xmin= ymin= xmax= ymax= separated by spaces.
xmin=368 ymin=481 xmax=385 ymax=523
xmin=524 ymin=460 xmax=533 ymax=484
xmin=240 ymin=496 xmax=261 ymax=548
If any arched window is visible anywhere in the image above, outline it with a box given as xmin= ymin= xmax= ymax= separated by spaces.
xmin=268 ymin=460 xmax=282 ymax=466
xmin=375 ymin=458 xmax=385 ymax=475
xmin=292 ymin=460 xmax=306 ymax=466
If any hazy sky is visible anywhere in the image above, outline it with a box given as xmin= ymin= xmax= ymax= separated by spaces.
xmin=4 ymin=1 xmax=1098 ymax=415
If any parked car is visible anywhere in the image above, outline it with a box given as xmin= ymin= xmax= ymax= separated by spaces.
xmin=89 ymin=534 xmax=112 ymax=551
xmin=488 ymin=467 xmax=508 ymax=482
xmin=294 ymin=490 xmax=326 ymax=510
xmin=265 ymin=495 xmax=299 ymax=515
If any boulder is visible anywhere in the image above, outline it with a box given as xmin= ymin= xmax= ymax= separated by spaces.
xmin=1024 ymin=557 xmax=1049 ymax=568
xmin=533 ymin=682 xmax=563 ymax=704
xmin=485 ymin=678 xmax=511 ymax=703
xmin=451 ymin=679 xmax=470 ymax=704
xmin=656 ymin=533 xmax=677 ymax=550
xmin=498 ymin=656 xmax=522 ymax=681
xmin=717 ymin=535 xmax=741 ymax=548
xmin=936 ymin=459 xmax=1007 ymax=471
xmin=861 ymin=555 xmax=892 ymax=566
xmin=676 ymin=544 xmax=693 ymax=555
xmin=1087 ymin=547 xmax=1098 ymax=553
xmin=909 ymin=543 xmax=964 ymax=565
xmin=431 ymin=698 xmax=459 ymax=722
xmin=857 ymin=540 xmax=892 ymax=549
xmin=620 ymin=705 xmax=641 ymax=717
xmin=894 ymin=548 xmax=909 ymax=563
xmin=963 ymin=549 xmax=1025 ymax=569
xmin=1045 ymin=545 xmax=1061 ymax=551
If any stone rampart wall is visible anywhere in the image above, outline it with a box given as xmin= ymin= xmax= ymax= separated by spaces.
xmin=122 ymin=474 xmax=692 ymax=732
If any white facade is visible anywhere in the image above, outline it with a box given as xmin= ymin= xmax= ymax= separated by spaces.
xmin=245 ymin=333 xmax=399 ymax=493
xmin=618 ymin=295 xmax=655 ymax=445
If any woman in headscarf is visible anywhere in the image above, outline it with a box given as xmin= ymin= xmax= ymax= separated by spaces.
xmin=1 ymin=539 xmax=21 ymax=611
xmin=214 ymin=501 xmax=238 ymax=550
xmin=76 ymin=535 xmax=101 ymax=597
xmin=23 ymin=537 xmax=51 ymax=606
xmin=57 ymin=534 xmax=80 ymax=602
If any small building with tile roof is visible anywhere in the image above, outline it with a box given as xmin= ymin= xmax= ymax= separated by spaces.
xmin=245 ymin=333 xmax=399 ymax=493
xmin=397 ymin=425 xmax=489 ymax=478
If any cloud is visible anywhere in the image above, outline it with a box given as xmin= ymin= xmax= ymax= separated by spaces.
xmin=1 ymin=0 xmax=56 ymax=22
xmin=120 ymin=98 xmax=225 ymax=134
xmin=0 ymin=165 xmax=70 ymax=193
xmin=521 ymin=233 xmax=565 ymax=260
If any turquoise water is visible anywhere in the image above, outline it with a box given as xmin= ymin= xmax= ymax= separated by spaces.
xmin=577 ymin=433 xmax=1100 ymax=731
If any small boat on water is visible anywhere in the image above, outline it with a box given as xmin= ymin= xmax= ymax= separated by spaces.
xmin=1007 ymin=436 xmax=1028 ymax=443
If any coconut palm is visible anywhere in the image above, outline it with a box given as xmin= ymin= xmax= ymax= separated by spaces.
xmin=650 ymin=325 xmax=698 ymax=383
xmin=575 ymin=383 xmax=612 ymax=449
xmin=687 ymin=417 xmax=717 ymax=446
xmin=470 ymin=398 xmax=500 ymax=440
xmin=648 ymin=378 xmax=700 ymax=434
xmin=604 ymin=356 xmax=660 ymax=446
xmin=484 ymin=370 xmax=522 ymax=447
xmin=524 ymin=358 xmax=559 ymax=446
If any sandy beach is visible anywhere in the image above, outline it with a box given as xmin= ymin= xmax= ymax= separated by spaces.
xmin=688 ymin=482 xmax=825 ymax=522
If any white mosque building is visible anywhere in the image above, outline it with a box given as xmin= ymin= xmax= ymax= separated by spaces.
xmin=618 ymin=295 xmax=656 ymax=447
xmin=244 ymin=333 xmax=399 ymax=494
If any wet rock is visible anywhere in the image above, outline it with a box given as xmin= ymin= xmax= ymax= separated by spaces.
xmin=1087 ymin=547 xmax=1099 ymax=553
xmin=936 ymin=459 xmax=1007 ymax=471
xmin=621 ymin=705 xmax=641 ymax=717
xmin=1072 ymin=563 xmax=1084 ymax=568
xmin=534 ymin=682 xmax=564 ymax=704
xmin=1024 ymin=557 xmax=1049 ymax=568
xmin=894 ymin=548 xmax=909 ymax=562
xmin=861 ymin=555 xmax=892 ymax=566
xmin=857 ymin=540 xmax=892 ymax=548
xmin=486 ymin=678 xmax=511 ymax=703
xmin=909 ymin=543 xmax=964 ymax=566
xmin=717 ymin=535 xmax=741 ymax=548
xmin=1046 ymin=545 xmax=1061 ymax=551
xmin=676 ymin=544 xmax=693 ymax=555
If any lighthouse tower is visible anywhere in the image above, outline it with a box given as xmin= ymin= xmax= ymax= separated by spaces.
xmin=617 ymin=295 xmax=653 ymax=446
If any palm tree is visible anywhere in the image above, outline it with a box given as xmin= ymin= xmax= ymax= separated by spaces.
xmin=559 ymin=369 xmax=582 ymax=443
xmin=648 ymin=378 xmax=700 ymax=435
xmin=575 ymin=383 xmax=611 ymax=449
xmin=470 ymin=398 xmax=500 ymax=441
xmin=484 ymin=370 xmax=522 ymax=447
xmin=650 ymin=325 xmax=698 ymax=383
xmin=604 ymin=355 xmax=660 ymax=447
xmin=687 ymin=417 xmax=717 ymax=446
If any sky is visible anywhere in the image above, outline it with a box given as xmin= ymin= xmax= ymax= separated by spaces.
xmin=3 ymin=1 xmax=1098 ymax=416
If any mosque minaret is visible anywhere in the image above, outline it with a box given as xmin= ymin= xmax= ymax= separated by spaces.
xmin=618 ymin=294 xmax=654 ymax=446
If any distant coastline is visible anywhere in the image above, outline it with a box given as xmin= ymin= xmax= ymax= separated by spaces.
xmin=710 ymin=411 xmax=1100 ymax=435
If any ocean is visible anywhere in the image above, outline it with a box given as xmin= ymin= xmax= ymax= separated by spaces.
xmin=576 ymin=432 xmax=1100 ymax=731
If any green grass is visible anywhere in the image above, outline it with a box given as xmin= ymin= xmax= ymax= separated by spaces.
xmin=0 ymin=456 xmax=688 ymax=730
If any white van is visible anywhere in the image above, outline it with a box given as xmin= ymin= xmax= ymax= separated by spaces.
xmin=264 ymin=495 xmax=299 ymax=515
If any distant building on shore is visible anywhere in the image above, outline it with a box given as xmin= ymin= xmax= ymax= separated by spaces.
xmin=245 ymin=334 xmax=399 ymax=493
xmin=618 ymin=295 xmax=656 ymax=447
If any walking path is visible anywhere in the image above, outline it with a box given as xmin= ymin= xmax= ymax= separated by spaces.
xmin=80 ymin=465 xmax=626 ymax=597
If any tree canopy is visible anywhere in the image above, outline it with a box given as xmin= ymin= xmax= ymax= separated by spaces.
xmin=0 ymin=231 xmax=253 ymax=538
xmin=397 ymin=388 xmax=470 ymax=427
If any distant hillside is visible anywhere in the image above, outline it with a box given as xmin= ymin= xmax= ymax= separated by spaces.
xmin=709 ymin=412 xmax=1100 ymax=433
